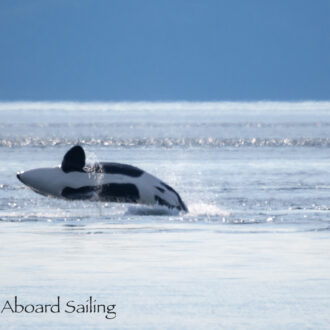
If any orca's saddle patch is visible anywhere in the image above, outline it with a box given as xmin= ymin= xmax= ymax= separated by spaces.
xmin=61 ymin=145 xmax=86 ymax=173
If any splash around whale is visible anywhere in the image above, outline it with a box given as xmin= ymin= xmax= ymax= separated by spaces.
xmin=16 ymin=145 xmax=188 ymax=212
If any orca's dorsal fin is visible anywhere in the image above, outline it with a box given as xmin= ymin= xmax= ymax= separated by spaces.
xmin=61 ymin=145 xmax=86 ymax=173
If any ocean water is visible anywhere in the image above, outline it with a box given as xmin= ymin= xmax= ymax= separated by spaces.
xmin=0 ymin=101 xmax=330 ymax=329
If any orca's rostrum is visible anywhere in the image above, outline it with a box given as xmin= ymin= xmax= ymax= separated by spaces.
xmin=16 ymin=145 xmax=188 ymax=212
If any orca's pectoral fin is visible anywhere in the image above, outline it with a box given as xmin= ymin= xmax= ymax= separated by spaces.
xmin=61 ymin=186 xmax=97 ymax=200
xmin=61 ymin=145 xmax=86 ymax=173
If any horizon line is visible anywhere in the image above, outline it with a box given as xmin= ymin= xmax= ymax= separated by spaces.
xmin=0 ymin=100 xmax=329 ymax=111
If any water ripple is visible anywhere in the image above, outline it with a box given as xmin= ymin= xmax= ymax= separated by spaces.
xmin=1 ymin=137 xmax=330 ymax=148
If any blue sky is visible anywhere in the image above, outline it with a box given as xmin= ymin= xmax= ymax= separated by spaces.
xmin=0 ymin=0 xmax=329 ymax=101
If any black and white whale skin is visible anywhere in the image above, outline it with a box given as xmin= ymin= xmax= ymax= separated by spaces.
xmin=16 ymin=145 xmax=188 ymax=212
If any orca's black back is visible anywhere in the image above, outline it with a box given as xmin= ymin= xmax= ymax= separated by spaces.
xmin=94 ymin=162 xmax=144 ymax=177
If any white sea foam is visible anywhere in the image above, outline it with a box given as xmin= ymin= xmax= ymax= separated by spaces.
xmin=187 ymin=203 xmax=231 ymax=217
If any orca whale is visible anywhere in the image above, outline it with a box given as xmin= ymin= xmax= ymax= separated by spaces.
xmin=16 ymin=145 xmax=188 ymax=212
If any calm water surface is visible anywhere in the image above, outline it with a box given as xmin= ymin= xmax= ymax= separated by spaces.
xmin=0 ymin=102 xmax=330 ymax=329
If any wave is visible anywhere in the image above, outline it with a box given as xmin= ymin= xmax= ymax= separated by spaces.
xmin=0 ymin=201 xmax=230 ymax=222
xmin=126 ymin=205 xmax=181 ymax=216
xmin=1 ymin=137 xmax=330 ymax=148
